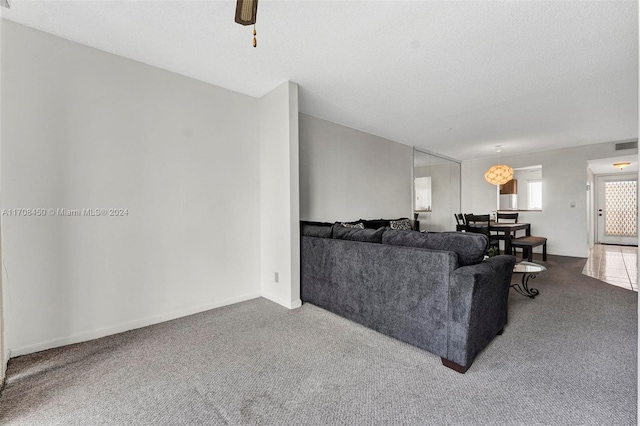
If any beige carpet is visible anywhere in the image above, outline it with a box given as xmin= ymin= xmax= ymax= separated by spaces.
xmin=0 ymin=255 xmax=637 ymax=425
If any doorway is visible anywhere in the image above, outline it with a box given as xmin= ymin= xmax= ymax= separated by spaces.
xmin=595 ymin=174 xmax=638 ymax=246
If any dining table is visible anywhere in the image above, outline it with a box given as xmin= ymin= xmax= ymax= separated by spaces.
xmin=456 ymin=221 xmax=531 ymax=255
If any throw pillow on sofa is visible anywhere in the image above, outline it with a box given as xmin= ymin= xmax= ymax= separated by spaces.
xmin=341 ymin=222 xmax=365 ymax=229
xmin=360 ymin=218 xmax=412 ymax=229
xmin=390 ymin=218 xmax=412 ymax=230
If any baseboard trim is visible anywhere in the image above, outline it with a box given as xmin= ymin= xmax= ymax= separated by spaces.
xmin=0 ymin=349 xmax=8 ymax=397
xmin=262 ymin=292 xmax=302 ymax=310
xmin=10 ymin=292 xmax=262 ymax=357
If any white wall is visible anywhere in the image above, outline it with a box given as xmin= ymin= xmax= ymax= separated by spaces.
xmin=1 ymin=21 xmax=263 ymax=355
xmin=462 ymin=142 xmax=638 ymax=258
xmin=586 ymin=167 xmax=596 ymax=248
xmin=0 ymin=223 xmax=4 ymax=380
xmin=299 ymin=114 xmax=413 ymax=222
xmin=259 ymin=82 xmax=301 ymax=309
xmin=0 ymin=20 xmax=5 ymax=379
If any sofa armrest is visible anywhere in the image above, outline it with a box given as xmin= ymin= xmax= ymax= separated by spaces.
xmin=446 ymin=255 xmax=517 ymax=368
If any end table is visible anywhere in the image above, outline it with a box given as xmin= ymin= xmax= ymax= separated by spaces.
xmin=511 ymin=261 xmax=546 ymax=298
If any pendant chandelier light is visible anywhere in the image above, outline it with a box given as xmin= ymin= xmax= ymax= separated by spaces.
xmin=484 ymin=145 xmax=514 ymax=186
xmin=485 ymin=165 xmax=514 ymax=185
xmin=235 ymin=0 xmax=258 ymax=47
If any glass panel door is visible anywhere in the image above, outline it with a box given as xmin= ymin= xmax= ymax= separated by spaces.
xmin=596 ymin=174 xmax=638 ymax=245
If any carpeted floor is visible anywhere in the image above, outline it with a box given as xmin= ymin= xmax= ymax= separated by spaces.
xmin=0 ymin=255 xmax=637 ymax=425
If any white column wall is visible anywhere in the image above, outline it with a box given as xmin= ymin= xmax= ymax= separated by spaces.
xmin=259 ymin=82 xmax=301 ymax=309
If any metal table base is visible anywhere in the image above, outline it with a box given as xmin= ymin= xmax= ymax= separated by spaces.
xmin=511 ymin=261 xmax=546 ymax=299
xmin=510 ymin=272 xmax=540 ymax=298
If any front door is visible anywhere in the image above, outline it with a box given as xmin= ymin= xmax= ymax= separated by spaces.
xmin=596 ymin=174 xmax=638 ymax=245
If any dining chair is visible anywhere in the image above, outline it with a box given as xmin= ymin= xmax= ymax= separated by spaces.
xmin=464 ymin=214 xmax=489 ymax=225
xmin=463 ymin=214 xmax=499 ymax=248
xmin=496 ymin=212 xmax=518 ymax=223
xmin=496 ymin=212 xmax=520 ymax=254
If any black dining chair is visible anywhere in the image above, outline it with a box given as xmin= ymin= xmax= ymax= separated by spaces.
xmin=496 ymin=212 xmax=520 ymax=254
xmin=464 ymin=214 xmax=489 ymax=225
xmin=496 ymin=212 xmax=518 ymax=223
xmin=463 ymin=214 xmax=500 ymax=249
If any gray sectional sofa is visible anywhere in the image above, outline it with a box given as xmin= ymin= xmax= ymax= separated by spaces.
xmin=300 ymin=221 xmax=516 ymax=373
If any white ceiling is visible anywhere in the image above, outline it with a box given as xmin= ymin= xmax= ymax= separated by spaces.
xmin=1 ymin=1 xmax=637 ymax=160
xmin=588 ymin=154 xmax=638 ymax=174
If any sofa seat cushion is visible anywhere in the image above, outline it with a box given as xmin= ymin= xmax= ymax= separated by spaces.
xmin=382 ymin=230 xmax=488 ymax=266
xmin=333 ymin=225 xmax=385 ymax=243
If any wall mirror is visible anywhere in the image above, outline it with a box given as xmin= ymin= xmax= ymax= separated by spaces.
xmin=498 ymin=165 xmax=542 ymax=211
xmin=414 ymin=149 xmax=461 ymax=231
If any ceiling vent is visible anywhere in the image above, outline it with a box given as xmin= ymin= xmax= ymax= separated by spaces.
xmin=615 ymin=141 xmax=638 ymax=151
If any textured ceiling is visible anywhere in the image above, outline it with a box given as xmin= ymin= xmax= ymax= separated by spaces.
xmin=1 ymin=1 xmax=637 ymax=160
xmin=588 ymin=154 xmax=638 ymax=174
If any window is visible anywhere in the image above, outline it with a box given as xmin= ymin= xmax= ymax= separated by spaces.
xmin=527 ymin=180 xmax=542 ymax=210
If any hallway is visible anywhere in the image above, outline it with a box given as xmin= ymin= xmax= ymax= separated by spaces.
xmin=582 ymin=244 xmax=638 ymax=291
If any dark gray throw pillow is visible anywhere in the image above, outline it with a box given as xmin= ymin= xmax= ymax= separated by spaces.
xmin=333 ymin=226 xmax=385 ymax=243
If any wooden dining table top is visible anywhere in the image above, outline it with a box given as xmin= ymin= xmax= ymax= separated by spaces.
xmin=486 ymin=222 xmax=530 ymax=231
xmin=458 ymin=221 xmax=530 ymax=231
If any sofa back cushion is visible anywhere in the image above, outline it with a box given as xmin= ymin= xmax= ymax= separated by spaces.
xmin=333 ymin=225 xmax=385 ymax=243
xmin=301 ymin=223 xmax=334 ymax=238
xmin=382 ymin=230 xmax=487 ymax=266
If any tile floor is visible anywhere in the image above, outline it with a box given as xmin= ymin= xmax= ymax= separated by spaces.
xmin=582 ymin=244 xmax=638 ymax=291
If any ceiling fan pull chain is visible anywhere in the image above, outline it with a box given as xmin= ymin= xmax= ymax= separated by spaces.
xmin=253 ymin=25 xmax=257 ymax=48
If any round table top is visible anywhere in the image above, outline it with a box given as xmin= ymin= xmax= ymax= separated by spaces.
xmin=513 ymin=261 xmax=547 ymax=274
